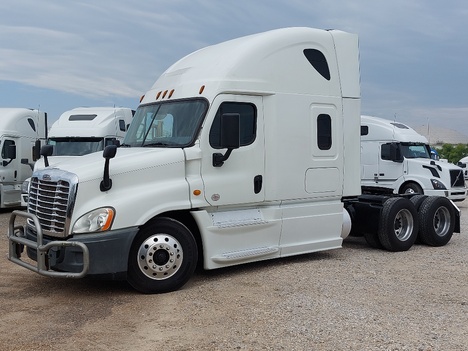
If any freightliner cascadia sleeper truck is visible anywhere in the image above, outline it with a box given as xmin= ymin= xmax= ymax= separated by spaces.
xmin=8 ymin=28 xmax=460 ymax=293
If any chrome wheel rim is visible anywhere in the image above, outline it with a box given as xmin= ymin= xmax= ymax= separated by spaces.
xmin=137 ymin=234 xmax=183 ymax=280
xmin=434 ymin=206 xmax=450 ymax=237
xmin=394 ymin=209 xmax=414 ymax=241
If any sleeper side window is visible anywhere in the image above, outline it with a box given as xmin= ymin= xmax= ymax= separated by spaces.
xmin=210 ymin=102 xmax=257 ymax=149
xmin=317 ymin=114 xmax=332 ymax=150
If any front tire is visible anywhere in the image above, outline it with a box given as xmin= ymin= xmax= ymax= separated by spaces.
xmin=401 ymin=182 xmax=423 ymax=195
xmin=127 ymin=217 xmax=198 ymax=294
xmin=378 ymin=197 xmax=419 ymax=252
xmin=418 ymin=196 xmax=455 ymax=246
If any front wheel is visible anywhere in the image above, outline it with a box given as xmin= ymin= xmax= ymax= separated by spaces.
xmin=127 ymin=217 xmax=198 ymax=294
xmin=401 ymin=182 xmax=423 ymax=195
xmin=418 ymin=196 xmax=455 ymax=246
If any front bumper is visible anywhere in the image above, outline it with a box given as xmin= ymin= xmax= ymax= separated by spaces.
xmin=424 ymin=189 xmax=467 ymax=202
xmin=7 ymin=210 xmax=139 ymax=279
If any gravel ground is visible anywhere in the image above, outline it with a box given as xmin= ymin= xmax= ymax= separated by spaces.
xmin=0 ymin=200 xmax=467 ymax=351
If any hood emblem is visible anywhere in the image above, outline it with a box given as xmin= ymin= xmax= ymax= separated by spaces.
xmin=42 ymin=174 xmax=52 ymax=181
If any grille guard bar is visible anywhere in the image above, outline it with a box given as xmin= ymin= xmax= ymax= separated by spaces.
xmin=7 ymin=210 xmax=89 ymax=278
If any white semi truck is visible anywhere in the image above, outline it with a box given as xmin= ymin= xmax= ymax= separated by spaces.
xmin=360 ymin=115 xmax=466 ymax=201
xmin=8 ymin=28 xmax=461 ymax=293
xmin=0 ymin=108 xmax=46 ymax=208
xmin=20 ymin=107 xmax=134 ymax=206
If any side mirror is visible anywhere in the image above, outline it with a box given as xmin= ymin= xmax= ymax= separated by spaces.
xmin=105 ymin=139 xmax=121 ymax=147
xmin=40 ymin=144 xmax=54 ymax=167
xmin=100 ymin=145 xmax=117 ymax=191
xmin=33 ymin=139 xmax=42 ymax=161
xmin=212 ymin=113 xmax=240 ymax=167
xmin=381 ymin=143 xmax=403 ymax=163
xmin=458 ymin=162 xmax=466 ymax=168
xmin=219 ymin=113 xmax=240 ymax=149
xmin=390 ymin=143 xmax=403 ymax=162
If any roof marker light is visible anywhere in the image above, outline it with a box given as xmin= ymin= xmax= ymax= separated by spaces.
xmin=139 ymin=95 xmax=145 ymax=103
xmin=162 ymin=90 xmax=168 ymax=99
xmin=199 ymin=85 xmax=205 ymax=94
xmin=168 ymin=89 xmax=174 ymax=98
xmin=156 ymin=91 xmax=161 ymax=100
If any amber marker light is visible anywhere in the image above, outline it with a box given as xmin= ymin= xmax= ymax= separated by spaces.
xmin=193 ymin=189 xmax=202 ymax=196
xmin=139 ymin=95 xmax=145 ymax=103
xmin=101 ymin=209 xmax=115 ymax=231
xmin=156 ymin=91 xmax=162 ymax=100
xmin=168 ymin=89 xmax=175 ymax=98
xmin=199 ymin=85 xmax=205 ymax=94
xmin=162 ymin=90 xmax=168 ymax=98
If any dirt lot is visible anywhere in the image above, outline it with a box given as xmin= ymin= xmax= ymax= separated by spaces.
xmin=1 ymin=201 xmax=467 ymax=351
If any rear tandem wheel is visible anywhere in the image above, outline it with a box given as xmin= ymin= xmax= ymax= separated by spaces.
xmin=378 ymin=197 xmax=419 ymax=252
xmin=417 ymin=196 xmax=455 ymax=247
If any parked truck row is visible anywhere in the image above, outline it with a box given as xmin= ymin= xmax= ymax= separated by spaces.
xmin=7 ymin=27 xmax=463 ymax=293
xmin=20 ymin=107 xmax=134 ymax=206
xmin=0 ymin=108 xmax=47 ymax=208
xmin=360 ymin=115 xmax=466 ymax=201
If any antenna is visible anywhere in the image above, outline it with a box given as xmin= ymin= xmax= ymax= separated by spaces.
xmin=427 ymin=117 xmax=430 ymax=144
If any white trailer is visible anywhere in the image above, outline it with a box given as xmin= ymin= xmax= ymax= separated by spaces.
xmin=8 ymin=28 xmax=461 ymax=293
xmin=0 ymin=108 xmax=46 ymax=208
xmin=20 ymin=107 xmax=134 ymax=206
xmin=360 ymin=115 xmax=466 ymax=201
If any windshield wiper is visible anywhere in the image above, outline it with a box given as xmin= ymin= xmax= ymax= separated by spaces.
xmin=143 ymin=142 xmax=176 ymax=147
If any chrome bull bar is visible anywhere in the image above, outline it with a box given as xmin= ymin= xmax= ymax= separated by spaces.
xmin=7 ymin=210 xmax=89 ymax=278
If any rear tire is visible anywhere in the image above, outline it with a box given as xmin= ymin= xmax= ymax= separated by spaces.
xmin=410 ymin=195 xmax=427 ymax=210
xmin=127 ymin=217 xmax=198 ymax=294
xmin=378 ymin=197 xmax=418 ymax=252
xmin=410 ymin=195 xmax=427 ymax=244
xmin=418 ymin=196 xmax=455 ymax=246
xmin=364 ymin=231 xmax=383 ymax=249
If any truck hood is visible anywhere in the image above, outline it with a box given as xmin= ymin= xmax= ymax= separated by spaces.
xmin=407 ymin=158 xmax=461 ymax=171
xmin=34 ymin=156 xmax=79 ymax=171
xmin=39 ymin=147 xmax=186 ymax=183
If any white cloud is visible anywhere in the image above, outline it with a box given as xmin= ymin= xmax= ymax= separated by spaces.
xmin=0 ymin=0 xmax=468 ymax=134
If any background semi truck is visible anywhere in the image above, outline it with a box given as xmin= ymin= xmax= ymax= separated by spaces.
xmin=20 ymin=107 xmax=134 ymax=206
xmin=0 ymin=108 xmax=46 ymax=208
xmin=360 ymin=115 xmax=466 ymax=201
xmin=8 ymin=27 xmax=460 ymax=293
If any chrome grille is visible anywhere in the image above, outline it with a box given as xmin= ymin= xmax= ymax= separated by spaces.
xmin=27 ymin=169 xmax=78 ymax=238
xmin=450 ymin=169 xmax=465 ymax=188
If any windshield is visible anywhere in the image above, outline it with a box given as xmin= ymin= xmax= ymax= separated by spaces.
xmin=123 ymin=99 xmax=208 ymax=147
xmin=400 ymin=143 xmax=431 ymax=159
xmin=48 ymin=137 xmax=104 ymax=156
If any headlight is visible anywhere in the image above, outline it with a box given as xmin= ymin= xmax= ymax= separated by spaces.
xmin=73 ymin=207 xmax=115 ymax=234
xmin=431 ymin=179 xmax=447 ymax=190
xmin=21 ymin=179 xmax=30 ymax=194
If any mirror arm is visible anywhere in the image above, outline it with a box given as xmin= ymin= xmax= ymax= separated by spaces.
xmin=100 ymin=158 xmax=112 ymax=191
xmin=212 ymin=148 xmax=234 ymax=167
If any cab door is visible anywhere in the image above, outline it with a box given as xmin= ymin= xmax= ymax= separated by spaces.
xmin=200 ymin=95 xmax=265 ymax=206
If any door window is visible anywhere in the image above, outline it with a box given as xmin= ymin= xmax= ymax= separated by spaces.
xmin=209 ymin=102 xmax=257 ymax=148
xmin=1 ymin=139 xmax=15 ymax=159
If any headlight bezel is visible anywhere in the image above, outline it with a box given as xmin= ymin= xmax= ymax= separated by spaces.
xmin=21 ymin=179 xmax=30 ymax=194
xmin=430 ymin=178 xmax=447 ymax=190
xmin=72 ymin=207 xmax=115 ymax=234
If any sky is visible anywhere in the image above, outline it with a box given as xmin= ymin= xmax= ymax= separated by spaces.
xmin=1 ymin=0 xmax=467 ymax=136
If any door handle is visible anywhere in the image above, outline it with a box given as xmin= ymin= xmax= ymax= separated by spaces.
xmin=254 ymin=175 xmax=263 ymax=194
